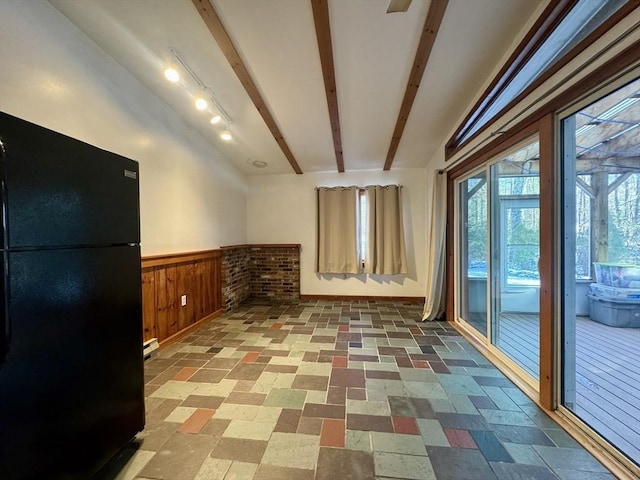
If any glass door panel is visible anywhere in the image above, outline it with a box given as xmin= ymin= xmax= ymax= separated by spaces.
xmin=459 ymin=173 xmax=488 ymax=336
xmin=561 ymin=79 xmax=640 ymax=465
xmin=489 ymin=143 xmax=541 ymax=380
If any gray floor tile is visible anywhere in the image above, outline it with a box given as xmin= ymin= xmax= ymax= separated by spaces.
xmin=532 ymin=446 xmax=610 ymax=473
xmin=96 ymin=300 xmax=615 ymax=480
xmin=426 ymin=446 xmax=498 ymax=480
xmin=490 ymin=462 xmax=559 ymax=480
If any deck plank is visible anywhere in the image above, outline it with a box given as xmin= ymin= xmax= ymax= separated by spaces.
xmin=497 ymin=313 xmax=640 ymax=465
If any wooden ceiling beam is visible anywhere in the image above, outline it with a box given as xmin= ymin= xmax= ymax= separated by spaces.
xmin=191 ymin=0 xmax=303 ymax=174
xmin=311 ymin=0 xmax=344 ymax=173
xmin=383 ymin=0 xmax=449 ymax=171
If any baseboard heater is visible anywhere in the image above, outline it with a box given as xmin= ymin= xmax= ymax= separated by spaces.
xmin=143 ymin=338 xmax=159 ymax=360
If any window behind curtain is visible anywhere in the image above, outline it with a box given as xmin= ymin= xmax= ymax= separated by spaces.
xmin=364 ymin=185 xmax=408 ymax=275
xmin=316 ymin=186 xmax=359 ymax=274
xmin=316 ymin=185 xmax=407 ymax=275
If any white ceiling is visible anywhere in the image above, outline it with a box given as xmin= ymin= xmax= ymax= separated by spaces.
xmin=48 ymin=0 xmax=539 ymax=176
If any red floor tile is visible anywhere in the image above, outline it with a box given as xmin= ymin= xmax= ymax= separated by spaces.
xmin=392 ymin=416 xmax=420 ymax=435
xmin=172 ymin=367 xmax=198 ymax=381
xmin=241 ymin=352 xmax=261 ymax=363
xmin=395 ymin=356 xmax=413 ymax=368
xmin=332 ymin=356 xmax=348 ymax=368
xmin=412 ymin=360 xmax=430 ymax=369
xmin=338 ymin=325 xmax=350 ymax=332
xmin=179 ymin=408 xmax=215 ymax=434
xmin=444 ymin=428 xmax=478 ymax=449
xmin=320 ymin=418 xmax=345 ymax=447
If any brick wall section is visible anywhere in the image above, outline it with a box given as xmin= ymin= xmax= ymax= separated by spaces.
xmin=250 ymin=245 xmax=300 ymax=301
xmin=221 ymin=244 xmax=300 ymax=310
xmin=221 ymin=246 xmax=251 ymax=312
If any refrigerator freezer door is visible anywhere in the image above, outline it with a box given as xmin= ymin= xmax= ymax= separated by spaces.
xmin=0 ymin=245 xmax=144 ymax=479
xmin=0 ymin=112 xmax=140 ymax=249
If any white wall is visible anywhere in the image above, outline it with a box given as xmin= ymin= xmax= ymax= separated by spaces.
xmin=247 ymin=169 xmax=427 ymax=297
xmin=0 ymin=0 xmax=247 ymax=256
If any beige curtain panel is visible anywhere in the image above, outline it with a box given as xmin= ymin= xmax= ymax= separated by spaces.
xmin=316 ymin=186 xmax=359 ymax=274
xmin=422 ymin=171 xmax=447 ymax=321
xmin=364 ymin=185 xmax=408 ymax=275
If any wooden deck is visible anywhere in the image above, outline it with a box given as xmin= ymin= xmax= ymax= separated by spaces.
xmin=499 ymin=313 xmax=640 ymax=464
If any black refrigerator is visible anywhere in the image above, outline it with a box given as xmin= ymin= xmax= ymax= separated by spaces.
xmin=0 ymin=112 xmax=145 ymax=479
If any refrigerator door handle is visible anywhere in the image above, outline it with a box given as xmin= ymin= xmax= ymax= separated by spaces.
xmin=0 ymin=312 xmax=6 ymax=365
xmin=1 ymin=137 xmax=7 ymax=364
xmin=1 ymin=255 xmax=7 ymax=366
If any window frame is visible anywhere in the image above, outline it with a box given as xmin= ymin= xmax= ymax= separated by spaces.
xmin=445 ymin=34 xmax=640 ymax=477
xmin=444 ymin=0 xmax=637 ymax=160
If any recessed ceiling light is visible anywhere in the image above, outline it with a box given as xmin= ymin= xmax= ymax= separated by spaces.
xmin=164 ymin=68 xmax=179 ymax=82
xmin=251 ymin=160 xmax=267 ymax=168
xmin=210 ymin=115 xmax=222 ymax=125
xmin=195 ymin=97 xmax=208 ymax=110
xmin=220 ymin=131 xmax=232 ymax=141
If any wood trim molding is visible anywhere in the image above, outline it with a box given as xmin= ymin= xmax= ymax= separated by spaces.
xmin=448 ymin=123 xmax=539 ymax=181
xmin=383 ymin=0 xmax=448 ymax=171
xmin=445 ymin=0 xmax=639 ymax=160
xmin=311 ymin=0 xmax=344 ymax=172
xmin=142 ymin=249 xmax=221 ymax=269
xmin=538 ymin=113 xmax=555 ymax=410
xmin=445 ymin=172 xmax=455 ymax=328
xmin=445 ymin=0 xmax=640 ymax=160
xmin=220 ymin=244 xmax=301 ymax=250
xmin=445 ymin=0 xmax=575 ymax=158
xmin=300 ymin=294 xmax=425 ymax=303
xmin=447 ymin=39 xmax=640 ymax=179
xmin=191 ymin=0 xmax=303 ymax=174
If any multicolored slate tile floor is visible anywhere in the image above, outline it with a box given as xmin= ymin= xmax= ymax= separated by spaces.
xmin=95 ymin=300 xmax=614 ymax=480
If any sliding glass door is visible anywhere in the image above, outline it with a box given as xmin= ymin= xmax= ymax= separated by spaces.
xmin=459 ymin=172 xmax=488 ymax=336
xmin=457 ymin=139 xmax=541 ymax=383
xmin=560 ymin=78 xmax=640 ymax=466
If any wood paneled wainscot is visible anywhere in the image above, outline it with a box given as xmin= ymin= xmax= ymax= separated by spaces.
xmin=141 ymin=250 xmax=222 ymax=345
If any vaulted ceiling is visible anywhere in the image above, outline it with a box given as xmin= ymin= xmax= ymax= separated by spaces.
xmin=49 ymin=0 xmax=539 ymax=176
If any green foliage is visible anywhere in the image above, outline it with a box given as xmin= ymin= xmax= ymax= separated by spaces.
xmin=608 ymin=173 xmax=640 ymax=264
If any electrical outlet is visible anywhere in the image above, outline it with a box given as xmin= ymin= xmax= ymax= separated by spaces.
xmin=181 ymin=295 xmax=187 ymax=307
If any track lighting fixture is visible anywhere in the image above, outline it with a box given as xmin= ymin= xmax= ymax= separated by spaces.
xmin=164 ymin=48 xmax=233 ymax=140
xmin=163 ymin=68 xmax=180 ymax=83
xmin=194 ymin=97 xmax=208 ymax=111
